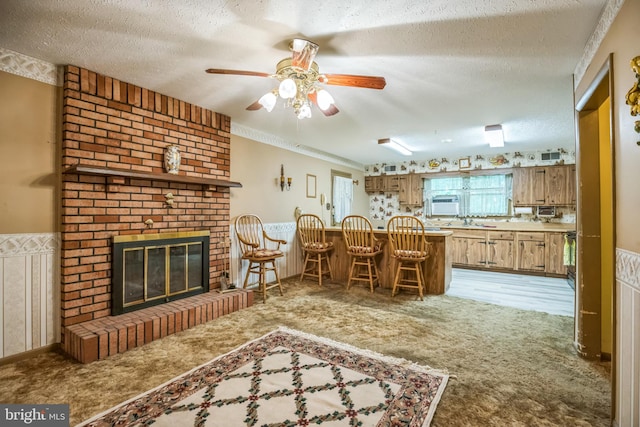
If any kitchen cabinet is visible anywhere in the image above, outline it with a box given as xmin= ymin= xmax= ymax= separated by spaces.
xmin=450 ymin=228 xmax=568 ymax=277
xmin=516 ymin=232 xmax=546 ymax=272
xmin=546 ymin=232 xmax=567 ymax=275
xmin=365 ymin=175 xmax=400 ymax=193
xmin=512 ymin=165 xmax=576 ymax=206
xmin=486 ymin=231 xmax=515 ymax=269
xmin=365 ymin=176 xmax=384 ymax=193
xmin=452 ymin=229 xmax=514 ymax=269
xmin=452 ymin=229 xmax=486 ymax=266
xmin=398 ymin=173 xmax=424 ymax=206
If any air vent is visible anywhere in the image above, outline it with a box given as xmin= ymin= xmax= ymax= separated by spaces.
xmin=541 ymin=152 xmax=561 ymax=161
xmin=384 ymin=165 xmax=396 ymax=172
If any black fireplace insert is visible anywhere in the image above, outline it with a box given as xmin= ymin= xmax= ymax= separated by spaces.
xmin=112 ymin=231 xmax=210 ymax=315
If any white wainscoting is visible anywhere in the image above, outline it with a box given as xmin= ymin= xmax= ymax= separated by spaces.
xmin=616 ymin=248 xmax=640 ymax=427
xmin=0 ymin=233 xmax=59 ymax=358
xmin=229 ymin=222 xmax=302 ymax=290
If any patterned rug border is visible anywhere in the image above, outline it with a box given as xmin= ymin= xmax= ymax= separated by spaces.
xmin=77 ymin=326 xmax=449 ymax=426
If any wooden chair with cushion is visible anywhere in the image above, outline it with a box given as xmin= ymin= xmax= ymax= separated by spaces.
xmin=234 ymin=214 xmax=287 ymax=303
xmin=296 ymin=213 xmax=334 ymax=286
xmin=341 ymin=215 xmax=384 ymax=292
xmin=387 ymin=215 xmax=432 ymax=300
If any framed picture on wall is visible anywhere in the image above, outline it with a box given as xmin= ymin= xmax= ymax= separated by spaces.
xmin=306 ymin=174 xmax=317 ymax=198
xmin=459 ymin=157 xmax=471 ymax=169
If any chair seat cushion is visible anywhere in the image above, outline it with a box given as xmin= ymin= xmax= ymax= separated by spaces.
xmin=393 ymin=249 xmax=428 ymax=259
xmin=304 ymin=241 xmax=334 ymax=250
xmin=348 ymin=244 xmax=382 ymax=254
xmin=245 ymin=249 xmax=283 ymax=259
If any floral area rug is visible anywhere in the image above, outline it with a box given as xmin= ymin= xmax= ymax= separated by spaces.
xmin=77 ymin=327 xmax=448 ymax=427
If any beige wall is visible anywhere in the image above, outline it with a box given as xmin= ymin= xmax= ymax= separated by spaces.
xmin=576 ymin=0 xmax=639 ymax=254
xmin=230 ymin=135 xmax=368 ymax=225
xmin=575 ymin=1 xmax=640 ymax=425
xmin=0 ymin=71 xmax=58 ymax=233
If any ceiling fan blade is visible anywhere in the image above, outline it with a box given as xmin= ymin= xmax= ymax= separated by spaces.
xmin=246 ymin=100 xmax=263 ymax=111
xmin=321 ymin=74 xmax=387 ymax=90
xmin=308 ymin=91 xmax=340 ymax=117
xmin=205 ymin=68 xmax=271 ymax=78
xmin=290 ymin=39 xmax=319 ymax=71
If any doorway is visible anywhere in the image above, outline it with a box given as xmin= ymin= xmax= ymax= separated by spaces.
xmin=574 ymin=53 xmax=615 ymax=407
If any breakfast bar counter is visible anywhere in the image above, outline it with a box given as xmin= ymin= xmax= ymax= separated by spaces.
xmin=324 ymin=227 xmax=454 ymax=295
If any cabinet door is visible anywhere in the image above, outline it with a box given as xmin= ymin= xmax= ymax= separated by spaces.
xmin=545 ymin=166 xmax=575 ymax=205
xmin=365 ymin=176 xmax=384 ymax=193
xmin=517 ymin=232 xmax=546 ymax=271
xmin=487 ymin=231 xmax=515 ymax=269
xmin=452 ymin=236 xmax=486 ymax=266
xmin=546 ymin=232 xmax=567 ymax=275
xmin=384 ymin=175 xmax=400 ymax=192
xmin=399 ymin=174 xmax=424 ymax=205
xmin=513 ymin=168 xmax=546 ymax=206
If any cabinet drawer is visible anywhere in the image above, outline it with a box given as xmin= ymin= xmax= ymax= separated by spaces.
xmin=452 ymin=229 xmax=487 ymax=239
xmin=488 ymin=231 xmax=515 ymax=240
xmin=516 ymin=232 xmax=545 ymax=241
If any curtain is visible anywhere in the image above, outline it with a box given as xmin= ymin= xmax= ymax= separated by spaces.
xmin=425 ymin=174 xmax=511 ymax=216
xmin=332 ymin=176 xmax=353 ymax=224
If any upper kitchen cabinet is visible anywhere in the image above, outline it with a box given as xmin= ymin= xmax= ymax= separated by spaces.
xmin=512 ymin=165 xmax=576 ymax=206
xmin=398 ymin=173 xmax=424 ymax=206
xmin=365 ymin=175 xmax=400 ymax=193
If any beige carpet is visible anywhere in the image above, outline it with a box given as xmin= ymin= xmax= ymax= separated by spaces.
xmin=77 ymin=327 xmax=448 ymax=426
xmin=0 ymin=278 xmax=611 ymax=426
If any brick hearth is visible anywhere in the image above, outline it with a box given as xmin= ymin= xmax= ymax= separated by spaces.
xmin=64 ymin=289 xmax=253 ymax=363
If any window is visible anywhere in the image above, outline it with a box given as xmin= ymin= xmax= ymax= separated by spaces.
xmin=425 ymin=173 xmax=512 ymax=216
xmin=331 ymin=170 xmax=353 ymax=225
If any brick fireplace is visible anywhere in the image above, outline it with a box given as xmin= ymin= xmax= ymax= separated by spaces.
xmin=60 ymin=66 xmax=251 ymax=362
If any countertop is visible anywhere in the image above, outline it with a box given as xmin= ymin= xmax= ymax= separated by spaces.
xmin=327 ymin=221 xmax=575 ymax=233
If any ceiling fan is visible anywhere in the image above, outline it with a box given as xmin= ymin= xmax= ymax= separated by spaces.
xmin=205 ymin=39 xmax=386 ymax=119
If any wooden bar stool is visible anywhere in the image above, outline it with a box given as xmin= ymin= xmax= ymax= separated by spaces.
xmin=341 ymin=215 xmax=383 ymax=292
xmin=234 ymin=214 xmax=287 ymax=303
xmin=296 ymin=213 xmax=334 ymax=286
xmin=387 ymin=215 xmax=431 ymax=300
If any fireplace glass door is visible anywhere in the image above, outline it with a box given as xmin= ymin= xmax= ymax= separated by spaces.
xmin=113 ymin=231 xmax=209 ymax=314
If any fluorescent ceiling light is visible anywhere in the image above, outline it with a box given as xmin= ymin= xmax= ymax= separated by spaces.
xmin=378 ymin=138 xmax=412 ymax=156
xmin=485 ymin=124 xmax=504 ymax=147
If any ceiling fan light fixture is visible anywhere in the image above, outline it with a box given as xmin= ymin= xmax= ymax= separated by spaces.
xmin=278 ymin=78 xmax=297 ymax=99
xmin=378 ymin=138 xmax=412 ymax=156
xmin=316 ymin=89 xmax=334 ymax=111
xmin=485 ymin=124 xmax=504 ymax=147
xmin=258 ymin=92 xmax=277 ymax=112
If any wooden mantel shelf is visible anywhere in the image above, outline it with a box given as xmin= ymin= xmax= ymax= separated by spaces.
xmin=63 ymin=164 xmax=242 ymax=189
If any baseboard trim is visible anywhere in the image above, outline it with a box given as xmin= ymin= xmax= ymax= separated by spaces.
xmin=0 ymin=343 xmax=61 ymax=366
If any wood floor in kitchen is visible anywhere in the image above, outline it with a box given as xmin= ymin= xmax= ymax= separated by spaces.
xmin=447 ymin=268 xmax=575 ymax=316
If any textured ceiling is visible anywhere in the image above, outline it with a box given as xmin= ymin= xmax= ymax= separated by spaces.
xmin=0 ymin=0 xmax=608 ymax=167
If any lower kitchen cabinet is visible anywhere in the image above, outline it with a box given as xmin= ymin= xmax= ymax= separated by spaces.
xmin=452 ymin=230 xmax=486 ymax=266
xmin=546 ymin=232 xmax=568 ymax=275
xmin=516 ymin=232 xmax=546 ymax=272
xmin=451 ymin=228 xmax=569 ymax=277
xmin=486 ymin=231 xmax=515 ymax=269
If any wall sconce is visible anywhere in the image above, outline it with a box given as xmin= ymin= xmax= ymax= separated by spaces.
xmin=624 ymin=56 xmax=640 ymax=146
xmin=280 ymin=164 xmax=292 ymax=191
